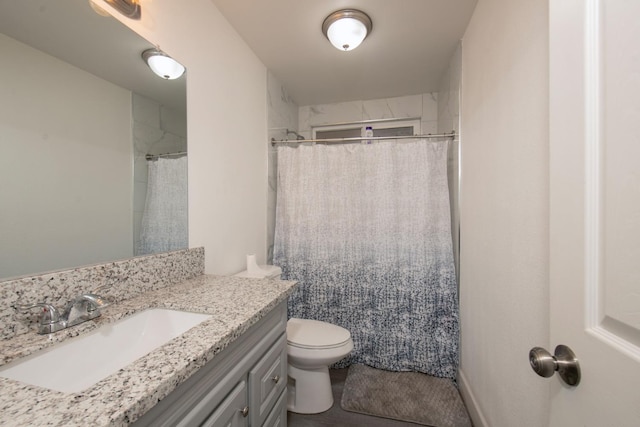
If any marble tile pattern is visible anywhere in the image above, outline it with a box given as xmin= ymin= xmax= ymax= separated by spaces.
xmin=267 ymin=71 xmax=299 ymax=143
xmin=437 ymin=43 xmax=461 ymax=137
xmin=0 ymin=274 xmax=297 ymax=426
xmin=267 ymin=71 xmax=299 ymax=263
xmin=298 ymin=93 xmax=438 ymax=135
xmin=437 ymin=43 xmax=462 ymax=281
xmin=0 ymin=248 xmax=204 ymax=341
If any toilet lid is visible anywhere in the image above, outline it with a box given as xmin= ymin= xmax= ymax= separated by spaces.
xmin=287 ymin=318 xmax=351 ymax=349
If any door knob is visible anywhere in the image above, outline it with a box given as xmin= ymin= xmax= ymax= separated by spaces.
xmin=529 ymin=344 xmax=580 ymax=386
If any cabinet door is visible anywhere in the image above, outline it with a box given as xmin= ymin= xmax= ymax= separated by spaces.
xmin=249 ymin=334 xmax=287 ymax=426
xmin=201 ymin=380 xmax=248 ymax=427
xmin=261 ymin=390 xmax=287 ymax=427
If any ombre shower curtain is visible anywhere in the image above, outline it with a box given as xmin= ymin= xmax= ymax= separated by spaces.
xmin=138 ymin=156 xmax=188 ymax=255
xmin=274 ymin=141 xmax=459 ymax=379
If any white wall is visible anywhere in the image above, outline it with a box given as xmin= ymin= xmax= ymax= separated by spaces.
xmin=0 ymin=33 xmax=133 ymax=279
xmin=101 ymin=0 xmax=269 ymax=274
xmin=459 ymin=0 xmax=550 ymax=426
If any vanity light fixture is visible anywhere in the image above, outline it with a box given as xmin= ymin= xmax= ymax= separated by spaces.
xmin=142 ymin=49 xmax=185 ymax=80
xmin=101 ymin=0 xmax=141 ymax=19
xmin=88 ymin=1 xmax=111 ymax=17
xmin=322 ymin=9 xmax=372 ymax=52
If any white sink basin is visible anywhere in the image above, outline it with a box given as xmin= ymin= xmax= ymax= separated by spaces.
xmin=0 ymin=308 xmax=211 ymax=393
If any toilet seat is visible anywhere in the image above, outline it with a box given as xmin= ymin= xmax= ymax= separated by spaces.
xmin=287 ymin=318 xmax=351 ymax=350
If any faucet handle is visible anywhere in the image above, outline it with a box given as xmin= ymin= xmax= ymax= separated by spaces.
xmin=14 ymin=302 xmax=60 ymax=324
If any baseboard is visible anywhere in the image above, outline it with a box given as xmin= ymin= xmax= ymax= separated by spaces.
xmin=458 ymin=368 xmax=489 ymax=427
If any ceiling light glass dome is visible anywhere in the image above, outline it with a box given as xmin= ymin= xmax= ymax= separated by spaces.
xmin=142 ymin=49 xmax=185 ymax=80
xmin=322 ymin=9 xmax=372 ymax=52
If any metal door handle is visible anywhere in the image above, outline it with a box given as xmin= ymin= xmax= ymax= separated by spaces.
xmin=529 ymin=344 xmax=580 ymax=386
xmin=240 ymin=406 xmax=249 ymax=417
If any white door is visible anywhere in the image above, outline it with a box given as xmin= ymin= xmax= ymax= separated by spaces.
xmin=549 ymin=0 xmax=640 ymax=425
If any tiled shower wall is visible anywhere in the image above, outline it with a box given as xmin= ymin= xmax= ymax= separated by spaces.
xmin=437 ymin=43 xmax=462 ymax=280
xmin=437 ymin=43 xmax=462 ymax=136
xmin=267 ymin=72 xmax=299 ymax=263
xmin=132 ymin=94 xmax=187 ymax=254
xmin=298 ymin=93 xmax=438 ymax=138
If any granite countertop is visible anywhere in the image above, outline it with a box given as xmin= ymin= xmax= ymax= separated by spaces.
xmin=0 ymin=275 xmax=297 ymax=426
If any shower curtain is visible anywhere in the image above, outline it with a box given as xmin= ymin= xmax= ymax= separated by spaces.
xmin=274 ymin=141 xmax=459 ymax=379
xmin=137 ymin=156 xmax=188 ymax=255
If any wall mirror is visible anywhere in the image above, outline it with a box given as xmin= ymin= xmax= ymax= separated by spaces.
xmin=0 ymin=0 xmax=188 ymax=281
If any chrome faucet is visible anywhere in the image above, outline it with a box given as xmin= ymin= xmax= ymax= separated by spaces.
xmin=16 ymin=293 xmax=109 ymax=334
xmin=62 ymin=293 xmax=109 ymax=329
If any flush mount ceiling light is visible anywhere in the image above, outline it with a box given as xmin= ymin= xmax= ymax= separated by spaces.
xmin=102 ymin=0 xmax=141 ymax=19
xmin=142 ymin=49 xmax=185 ymax=80
xmin=322 ymin=9 xmax=372 ymax=52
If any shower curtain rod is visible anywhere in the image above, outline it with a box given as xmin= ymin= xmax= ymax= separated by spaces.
xmin=270 ymin=131 xmax=455 ymax=146
xmin=145 ymin=151 xmax=187 ymax=161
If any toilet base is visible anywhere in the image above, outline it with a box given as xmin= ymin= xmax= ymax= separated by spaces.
xmin=287 ymin=364 xmax=333 ymax=414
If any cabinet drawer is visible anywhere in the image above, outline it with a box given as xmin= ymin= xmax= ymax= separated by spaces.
xmin=262 ymin=389 xmax=286 ymax=427
xmin=249 ymin=333 xmax=287 ymax=426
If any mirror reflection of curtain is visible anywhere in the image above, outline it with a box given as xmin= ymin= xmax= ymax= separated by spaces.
xmin=274 ymin=141 xmax=459 ymax=379
xmin=137 ymin=157 xmax=188 ymax=255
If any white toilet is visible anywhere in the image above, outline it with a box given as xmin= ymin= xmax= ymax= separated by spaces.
xmin=234 ymin=257 xmax=354 ymax=414
xmin=286 ymin=317 xmax=353 ymax=413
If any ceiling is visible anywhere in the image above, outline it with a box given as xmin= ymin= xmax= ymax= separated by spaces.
xmin=0 ymin=0 xmax=186 ymax=111
xmin=212 ymin=0 xmax=477 ymax=106
xmin=1 ymin=1 xmax=476 ymax=111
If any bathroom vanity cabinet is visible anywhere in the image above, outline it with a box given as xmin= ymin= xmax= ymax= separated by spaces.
xmin=133 ymin=300 xmax=288 ymax=427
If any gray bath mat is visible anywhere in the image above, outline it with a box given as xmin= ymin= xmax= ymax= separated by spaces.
xmin=341 ymin=364 xmax=472 ymax=427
